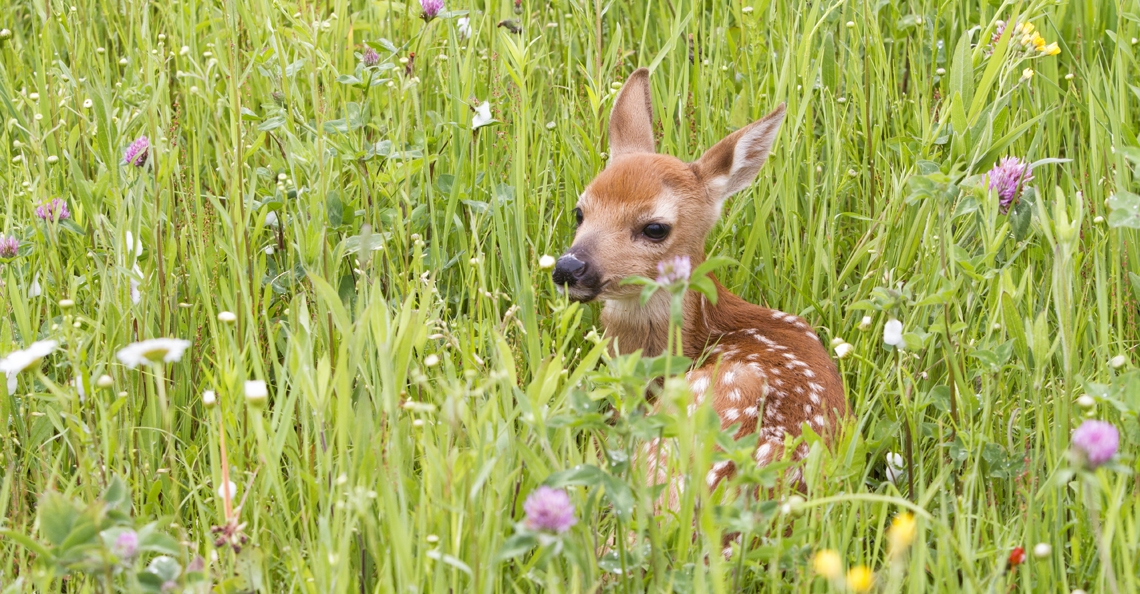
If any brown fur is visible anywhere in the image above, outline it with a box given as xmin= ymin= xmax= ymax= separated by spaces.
xmin=556 ymin=68 xmax=848 ymax=509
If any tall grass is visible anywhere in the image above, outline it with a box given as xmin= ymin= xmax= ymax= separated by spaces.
xmin=1 ymin=0 xmax=1138 ymax=591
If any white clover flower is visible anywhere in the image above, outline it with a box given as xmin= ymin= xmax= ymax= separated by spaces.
xmin=1109 ymin=354 xmax=1127 ymax=369
xmin=538 ymin=255 xmax=556 ymax=269
xmin=28 ymin=273 xmax=42 ymax=298
xmin=1033 ymin=543 xmax=1051 ymax=558
xmin=883 ymin=319 xmax=904 ymax=347
xmin=1076 ymin=394 xmax=1095 ymax=409
xmin=217 ymin=480 xmax=237 ymax=500
xmin=472 ymin=102 xmax=494 ymax=129
xmin=885 ymin=452 xmax=905 ymax=484
xmin=424 ymin=354 xmax=440 ymax=367
xmin=834 ymin=342 xmax=853 ymax=359
xmin=244 ymin=380 xmax=268 ymax=406
xmin=203 ymin=390 xmax=217 ymax=408
xmin=217 ymin=311 xmax=237 ymax=324
xmin=0 ymin=340 xmax=59 ymax=375
xmin=457 ymin=17 xmax=471 ymax=39
xmin=96 ymin=374 xmax=114 ymax=388
xmin=264 ymin=211 xmax=279 ymax=227
xmin=115 ymin=338 xmax=191 ymax=368
xmin=858 ymin=315 xmax=872 ymax=331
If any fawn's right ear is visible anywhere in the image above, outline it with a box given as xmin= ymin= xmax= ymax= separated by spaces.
xmin=607 ymin=68 xmax=655 ymax=161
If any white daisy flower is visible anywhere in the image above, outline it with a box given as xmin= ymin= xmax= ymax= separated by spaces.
xmin=0 ymin=340 xmax=59 ymax=375
xmin=885 ymin=452 xmax=905 ymax=484
xmin=115 ymin=338 xmax=191 ymax=368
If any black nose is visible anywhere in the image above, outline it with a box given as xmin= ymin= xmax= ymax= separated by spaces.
xmin=551 ymin=254 xmax=588 ymax=286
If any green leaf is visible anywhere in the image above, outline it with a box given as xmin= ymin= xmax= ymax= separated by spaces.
xmin=103 ymin=475 xmax=130 ymax=514
xmin=949 ymin=33 xmax=973 ymax=108
xmin=494 ymin=533 xmax=537 ymax=562
xmin=1107 ymin=191 xmax=1140 ymax=228
xmin=38 ymin=491 xmax=81 ymax=547
xmin=0 ymin=529 xmax=54 ymax=559
xmin=545 ymin=465 xmax=634 ymax=520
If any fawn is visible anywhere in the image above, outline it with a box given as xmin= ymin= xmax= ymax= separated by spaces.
xmin=552 ymin=68 xmax=847 ymax=507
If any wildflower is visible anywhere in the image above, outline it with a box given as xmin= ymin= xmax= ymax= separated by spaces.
xmin=538 ymin=255 xmax=556 ymax=269
xmin=656 ymin=255 xmax=692 ymax=286
xmin=245 ymin=380 xmax=269 ymax=407
xmin=217 ymin=480 xmax=237 ymax=500
xmin=456 ymin=16 xmax=471 ymax=39
xmin=846 ymin=566 xmax=874 ymax=593
xmin=0 ymin=235 xmax=18 ymax=257
xmin=1076 ymin=395 xmax=1096 ymax=409
xmin=472 ymin=101 xmax=494 ymax=129
xmin=1071 ymin=420 xmax=1119 ymax=468
xmin=115 ymin=338 xmax=191 ymax=368
xmin=885 ymin=452 xmax=905 ymax=484
xmin=203 ymin=390 xmax=217 ymax=408
xmin=1021 ymin=68 xmax=1034 ymax=81
xmin=35 ymin=198 xmax=71 ymax=222
xmin=1109 ymin=354 xmax=1127 ymax=369
xmin=1033 ymin=543 xmax=1052 ymax=558
xmin=888 ymin=512 xmax=916 ymax=556
xmin=96 ymin=374 xmax=114 ymax=389
xmin=1008 ymin=546 xmax=1026 ymax=568
xmin=123 ymin=135 xmax=150 ymax=167
xmin=424 ymin=354 xmax=440 ymax=367
xmin=858 ymin=315 xmax=872 ymax=331
xmin=1042 ymin=42 xmax=1061 ymax=56
xmin=218 ymin=311 xmax=237 ymax=324
xmin=361 ymin=46 xmax=380 ymax=67
xmin=420 ymin=0 xmax=444 ymax=22
xmin=812 ymin=549 xmax=843 ymax=580
xmin=125 ymin=230 xmax=143 ymax=257
xmin=0 ymin=340 xmax=58 ymax=380
xmin=988 ymin=157 xmax=1033 ymax=214
xmin=112 ymin=530 xmax=139 ymax=560
xmin=883 ymin=319 xmax=904 ymax=347
xmin=834 ymin=342 xmax=853 ymax=359
xmin=522 ymin=486 xmax=577 ymax=533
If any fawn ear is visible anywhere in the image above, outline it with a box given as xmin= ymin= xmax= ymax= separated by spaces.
xmin=693 ymin=103 xmax=786 ymax=204
xmin=607 ymin=68 xmax=655 ymax=160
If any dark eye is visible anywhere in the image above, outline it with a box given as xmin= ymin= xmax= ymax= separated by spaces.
xmin=642 ymin=223 xmax=670 ymax=241
xmin=573 ymin=207 xmax=584 ymax=227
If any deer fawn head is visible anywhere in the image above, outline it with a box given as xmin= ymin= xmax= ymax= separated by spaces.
xmin=553 ymin=68 xmax=786 ymax=303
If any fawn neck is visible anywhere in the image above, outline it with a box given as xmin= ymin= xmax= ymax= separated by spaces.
xmin=601 ymin=277 xmax=743 ymax=359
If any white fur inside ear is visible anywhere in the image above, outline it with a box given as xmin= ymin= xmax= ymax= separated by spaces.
xmin=702 ymin=110 xmax=785 ymax=205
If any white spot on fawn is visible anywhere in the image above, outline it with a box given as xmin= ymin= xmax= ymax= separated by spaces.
xmin=724 ymin=408 xmax=740 ymax=421
xmin=814 ymin=415 xmax=826 ymax=427
xmin=745 ymin=406 xmax=758 ymax=417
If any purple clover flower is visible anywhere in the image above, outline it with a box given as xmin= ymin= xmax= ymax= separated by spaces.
xmin=0 ymin=235 xmax=18 ymax=258
xmin=362 ymin=46 xmax=380 ymax=67
xmin=988 ymin=156 xmax=1033 ymax=214
xmin=523 ymin=486 xmax=577 ymax=534
xmin=1072 ymin=420 xmax=1119 ymax=469
xmin=656 ymin=255 xmax=692 ymax=286
xmin=112 ymin=530 xmax=139 ymax=559
xmin=420 ymin=0 xmax=444 ymax=21
xmin=123 ymin=135 xmax=150 ymax=167
xmin=35 ymin=198 xmax=70 ymax=222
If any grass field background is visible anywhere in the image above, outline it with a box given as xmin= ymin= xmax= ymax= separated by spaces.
xmin=1 ymin=0 xmax=1139 ymax=591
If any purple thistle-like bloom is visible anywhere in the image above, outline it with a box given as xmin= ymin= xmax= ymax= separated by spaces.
xmin=656 ymin=255 xmax=692 ymax=286
xmin=112 ymin=530 xmax=139 ymax=559
xmin=123 ymin=135 xmax=149 ymax=167
xmin=362 ymin=46 xmax=380 ymax=67
xmin=988 ymin=156 xmax=1033 ymax=214
xmin=523 ymin=486 xmax=577 ymax=534
xmin=1072 ymin=420 xmax=1119 ymax=469
xmin=0 ymin=235 xmax=18 ymax=258
xmin=35 ymin=198 xmax=70 ymax=222
xmin=420 ymin=0 xmax=444 ymax=21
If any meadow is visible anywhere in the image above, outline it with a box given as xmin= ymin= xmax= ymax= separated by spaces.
xmin=1 ymin=0 xmax=1139 ymax=591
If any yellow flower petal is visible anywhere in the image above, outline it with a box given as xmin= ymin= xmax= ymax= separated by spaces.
xmin=813 ymin=549 xmax=843 ymax=580
xmin=889 ymin=512 xmax=917 ymax=556
xmin=1045 ymin=42 xmax=1061 ymax=56
xmin=846 ymin=566 xmax=875 ymax=593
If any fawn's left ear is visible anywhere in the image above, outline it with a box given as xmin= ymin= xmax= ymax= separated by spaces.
xmin=693 ymin=103 xmax=786 ymax=205
xmin=607 ymin=68 xmax=655 ymax=161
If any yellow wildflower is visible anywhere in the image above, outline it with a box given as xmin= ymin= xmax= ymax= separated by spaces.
xmin=846 ymin=566 xmax=875 ymax=593
xmin=888 ymin=512 xmax=917 ymax=556
xmin=813 ymin=549 xmax=843 ymax=580
xmin=1044 ymin=42 xmax=1061 ymax=56
xmin=1031 ymin=33 xmax=1046 ymax=50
